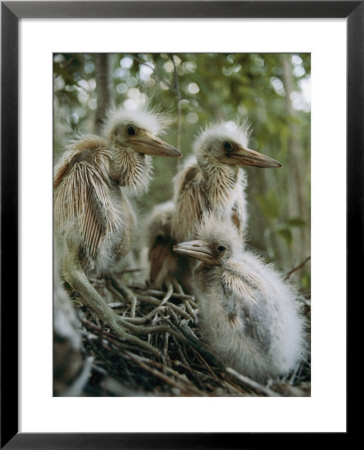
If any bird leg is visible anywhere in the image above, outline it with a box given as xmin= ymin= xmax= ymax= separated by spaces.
xmin=106 ymin=275 xmax=137 ymax=318
xmin=104 ymin=277 xmax=127 ymax=305
xmin=62 ymin=246 xmax=161 ymax=358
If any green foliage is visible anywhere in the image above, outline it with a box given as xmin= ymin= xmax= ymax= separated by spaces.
xmin=257 ymin=190 xmax=280 ymax=221
xmin=53 ymin=52 xmax=311 ymax=289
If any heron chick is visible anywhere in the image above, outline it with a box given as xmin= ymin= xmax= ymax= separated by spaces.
xmin=171 ymin=120 xmax=281 ymax=243
xmin=141 ymin=201 xmax=191 ymax=290
xmin=54 ymin=105 xmax=181 ymax=342
xmin=174 ymin=215 xmax=305 ymax=381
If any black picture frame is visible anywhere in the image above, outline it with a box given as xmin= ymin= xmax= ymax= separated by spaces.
xmin=1 ymin=1 xmax=359 ymax=448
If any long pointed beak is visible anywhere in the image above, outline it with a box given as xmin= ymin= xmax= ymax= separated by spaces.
xmin=173 ymin=240 xmax=214 ymax=263
xmin=229 ymin=146 xmax=282 ymax=168
xmin=132 ymin=135 xmax=181 ymax=158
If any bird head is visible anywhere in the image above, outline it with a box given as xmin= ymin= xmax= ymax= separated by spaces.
xmin=104 ymin=106 xmax=181 ymax=158
xmin=173 ymin=214 xmax=242 ymax=265
xmin=194 ymin=121 xmax=281 ymax=169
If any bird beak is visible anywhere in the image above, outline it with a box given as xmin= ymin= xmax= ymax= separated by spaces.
xmin=228 ymin=145 xmax=282 ymax=168
xmin=173 ymin=240 xmax=215 ymax=263
xmin=132 ymin=133 xmax=181 ymax=158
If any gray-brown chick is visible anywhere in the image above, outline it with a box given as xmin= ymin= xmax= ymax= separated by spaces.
xmin=54 ymin=105 xmax=181 ymax=338
xmin=174 ymin=214 xmax=305 ymax=381
xmin=141 ymin=201 xmax=191 ymax=290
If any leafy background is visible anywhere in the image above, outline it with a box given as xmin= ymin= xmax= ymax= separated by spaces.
xmin=54 ymin=53 xmax=311 ymax=292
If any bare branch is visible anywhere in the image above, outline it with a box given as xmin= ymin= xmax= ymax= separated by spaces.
xmin=226 ymin=367 xmax=280 ymax=397
xmin=285 ymin=256 xmax=311 ymax=280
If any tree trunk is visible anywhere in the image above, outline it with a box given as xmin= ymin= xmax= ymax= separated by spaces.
xmin=280 ymin=54 xmax=310 ymax=266
xmin=94 ymin=54 xmax=112 ymax=134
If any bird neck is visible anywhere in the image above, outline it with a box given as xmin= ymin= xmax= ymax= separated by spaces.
xmin=109 ymin=146 xmax=152 ymax=194
xmin=198 ymin=155 xmax=240 ymax=204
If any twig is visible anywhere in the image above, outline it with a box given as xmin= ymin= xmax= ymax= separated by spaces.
xmin=285 ymin=256 xmax=311 ymax=280
xmin=135 ymin=294 xmax=193 ymax=320
xmin=184 ymin=299 xmax=198 ymax=322
xmin=126 ymin=352 xmax=204 ymax=396
xmin=226 ymin=367 xmax=280 ymax=397
xmin=163 ymin=332 xmax=170 ymax=361
xmin=121 ymin=283 xmax=174 ymax=325
xmin=123 ymin=322 xmax=189 ymax=345
xmin=136 ymin=289 xmax=198 ymax=307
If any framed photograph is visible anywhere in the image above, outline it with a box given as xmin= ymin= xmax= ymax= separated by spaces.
xmin=2 ymin=1 xmax=359 ymax=448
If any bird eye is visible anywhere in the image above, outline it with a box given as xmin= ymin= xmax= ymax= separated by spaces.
xmin=156 ymin=234 xmax=164 ymax=243
xmin=126 ymin=126 xmax=136 ymax=136
xmin=223 ymin=141 xmax=232 ymax=152
xmin=217 ymin=245 xmax=226 ymax=252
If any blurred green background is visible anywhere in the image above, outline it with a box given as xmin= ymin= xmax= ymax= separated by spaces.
xmin=54 ymin=53 xmax=311 ymax=291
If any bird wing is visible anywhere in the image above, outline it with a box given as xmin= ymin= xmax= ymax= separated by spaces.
xmin=54 ymin=138 xmax=119 ymax=257
xmin=221 ymin=270 xmax=260 ymax=334
xmin=172 ymin=164 xmax=209 ymax=241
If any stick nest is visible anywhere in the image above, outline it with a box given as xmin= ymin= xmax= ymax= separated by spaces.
xmin=61 ymin=268 xmax=311 ymax=397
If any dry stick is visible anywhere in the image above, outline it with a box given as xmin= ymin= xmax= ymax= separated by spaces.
xmin=123 ymin=321 xmax=188 ymax=345
xmin=130 ymin=353 xmax=207 ymax=396
xmin=284 ymin=256 xmax=311 ymax=280
xmin=220 ymin=372 xmax=254 ymax=395
xmin=171 ymin=278 xmax=184 ymax=295
xmin=119 ymin=284 xmax=174 ymax=325
xmin=163 ymin=332 xmax=170 ymax=361
xmin=184 ymin=300 xmax=198 ymax=322
xmin=136 ymin=287 xmax=198 ymax=309
xmin=226 ymin=367 xmax=280 ymax=397
xmin=109 ymin=302 xmax=127 ymax=309
xmin=135 ymin=294 xmax=193 ymax=320
xmin=126 ymin=352 xmax=200 ymax=396
xmin=139 ymin=288 xmax=197 ymax=303
xmin=174 ymin=321 xmax=201 ymax=350
xmin=190 ymin=347 xmax=220 ymax=382
xmin=169 ymin=360 xmax=222 ymax=393
xmin=177 ymin=343 xmax=190 ymax=367
xmin=222 ymin=380 xmax=249 ymax=396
